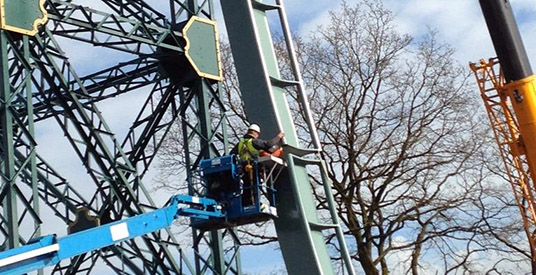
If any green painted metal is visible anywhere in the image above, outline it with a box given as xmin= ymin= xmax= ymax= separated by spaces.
xmin=1 ymin=0 xmax=47 ymax=35
xmin=1 ymin=30 xmax=76 ymax=262
xmin=220 ymin=1 xmax=353 ymax=274
xmin=183 ymin=17 xmax=223 ymax=81
xmin=30 ymin=29 xmax=185 ymax=273
xmin=23 ymin=35 xmax=42 ymax=275
xmin=0 ymin=30 xmax=18 ymax=250
xmin=250 ymin=9 xmax=299 ymax=146
xmin=219 ymin=2 xmax=286 ymax=141
xmin=198 ymin=79 xmax=225 ymax=275
xmin=47 ymin=0 xmax=182 ymax=54
xmin=181 ymin=0 xmax=241 ymax=273
xmin=274 ymin=0 xmax=355 ymax=272
xmin=279 ymin=155 xmax=334 ymax=275
xmin=0 ymin=0 xmax=289 ymax=273
xmin=180 ymin=77 xmax=241 ymax=274
xmin=0 ymin=0 xmax=237 ymax=273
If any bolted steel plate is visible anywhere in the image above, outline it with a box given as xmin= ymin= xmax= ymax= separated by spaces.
xmin=182 ymin=16 xmax=222 ymax=81
xmin=0 ymin=0 xmax=48 ymax=36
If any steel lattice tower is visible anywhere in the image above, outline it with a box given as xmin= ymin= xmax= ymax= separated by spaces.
xmin=0 ymin=0 xmax=238 ymax=274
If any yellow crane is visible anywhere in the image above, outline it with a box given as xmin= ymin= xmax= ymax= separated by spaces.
xmin=471 ymin=0 xmax=536 ymax=271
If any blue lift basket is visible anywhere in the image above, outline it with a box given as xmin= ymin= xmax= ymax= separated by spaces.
xmin=192 ymin=154 xmax=283 ymax=230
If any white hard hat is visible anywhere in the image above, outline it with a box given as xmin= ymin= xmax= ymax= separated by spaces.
xmin=248 ymin=123 xmax=260 ymax=133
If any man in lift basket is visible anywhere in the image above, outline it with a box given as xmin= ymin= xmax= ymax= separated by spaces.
xmin=229 ymin=123 xmax=284 ymax=205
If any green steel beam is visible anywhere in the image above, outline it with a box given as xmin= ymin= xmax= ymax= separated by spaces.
xmin=0 ymin=31 xmax=52 ymax=264
xmin=28 ymin=30 xmax=186 ymax=273
xmin=0 ymin=30 xmax=18 ymax=250
xmin=0 ymin=31 xmax=77 ymax=256
xmin=0 ymin=0 xmax=236 ymax=274
xmin=5 ymin=35 xmax=92 ymax=222
xmin=22 ymin=34 xmax=43 ymax=275
xmin=31 ymin=57 xmax=160 ymax=122
xmin=47 ymin=0 xmax=184 ymax=55
xmin=220 ymin=1 xmax=294 ymax=141
xmin=101 ymin=0 xmax=170 ymax=28
xmin=0 ymin=28 xmax=147 ymax=273
xmin=220 ymin=1 xmax=355 ymax=274
xmin=179 ymin=77 xmax=240 ymax=274
xmin=198 ymin=79 xmax=225 ymax=275
xmin=180 ymin=1 xmax=240 ymax=274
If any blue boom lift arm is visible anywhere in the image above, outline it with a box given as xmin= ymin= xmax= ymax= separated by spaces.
xmin=0 ymin=154 xmax=283 ymax=275
xmin=0 ymin=195 xmax=223 ymax=275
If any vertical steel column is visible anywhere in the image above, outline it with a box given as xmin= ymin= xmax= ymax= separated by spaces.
xmin=0 ymin=30 xmax=18 ymax=250
xmin=182 ymin=0 xmax=238 ymax=273
xmin=197 ymin=79 xmax=225 ymax=274
xmin=24 ymin=34 xmax=42 ymax=275
xmin=184 ymin=2 xmax=223 ymax=273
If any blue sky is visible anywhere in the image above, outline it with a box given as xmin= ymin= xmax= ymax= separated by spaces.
xmin=30 ymin=0 xmax=536 ymax=274
xmin=289 ymin=0 xmax=536 ymax=66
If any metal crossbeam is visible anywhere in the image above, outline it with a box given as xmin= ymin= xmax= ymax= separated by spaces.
xmin=101 ymin=0 xmax=170 ymax=28
xmin=33 ymin=57 xmax=160 ymax=121
xmin=47 ymin=0 xmax=184 ymax=55
xmin=0 ymin=26 xmax=150 ymax=275
xmin=28 ymin=29 xmax=186 ymax=273
xmin=120 ymin=82 xmax=179 ymax=177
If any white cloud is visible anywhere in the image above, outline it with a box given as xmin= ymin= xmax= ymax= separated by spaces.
xmin=290 ymin=0 xmax=536 ymax=68
xmin=385 ymin=0 xmax=536 ymax=66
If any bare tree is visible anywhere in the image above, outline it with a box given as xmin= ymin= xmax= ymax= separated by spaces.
xmin=293 ymin=1 xmax=529 ymax=274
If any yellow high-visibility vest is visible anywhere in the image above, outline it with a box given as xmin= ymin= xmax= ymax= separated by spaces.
xmin=238 ymin=138 xmax=260 ymax=160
